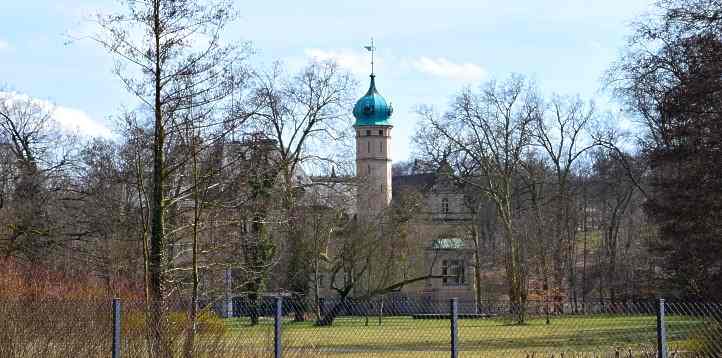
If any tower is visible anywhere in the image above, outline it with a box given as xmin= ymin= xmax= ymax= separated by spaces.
xmin=353 ymin=66 xmax=393 ymax=221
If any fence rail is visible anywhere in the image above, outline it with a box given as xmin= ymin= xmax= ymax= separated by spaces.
xmin=2 ymin=296 xmax=721 ymax=357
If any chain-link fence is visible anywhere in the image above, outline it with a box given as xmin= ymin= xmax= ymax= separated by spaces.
xmin=1 ymin=296 xmax=720 ymax=357
xmin=264 ymin=297 xmax=722 ymax=358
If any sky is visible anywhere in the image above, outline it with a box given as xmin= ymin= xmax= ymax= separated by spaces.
xmin=0 ymin=0 xmax=655 ymax=162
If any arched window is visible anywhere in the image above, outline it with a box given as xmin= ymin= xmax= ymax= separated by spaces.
xmin=441 ymin=197 xmax=450 ymax=215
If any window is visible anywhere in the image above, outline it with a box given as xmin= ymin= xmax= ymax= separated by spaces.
xmin=366 ymin=130 xmax=371 ymax=136
xmin=367 ymin=164 xmax=371 ymax=175
xmin=442 ymin=259 xmax=466 ymax=286
xmin=379 ymin=141 xmax=383 ymax=153
xmin=367 ymin=141 xmax=370 ymax=153
xmin=441 ymin=197 xmax=450 ymax=215
xmin=378 ymin=130 xmax=383 ymax=136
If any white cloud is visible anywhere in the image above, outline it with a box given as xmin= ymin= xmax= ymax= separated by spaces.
xmin=304 ymin=48 xmax=374 ymax=75
xmin=301 ymin=49 xmax=486 ymax=83
xmin=0 ymin=39 xmax=10 ymax=52
xmin=411 ymin=57 xmax=487 ymax=81
xmin=1 ymin=92 xmax=112 ymax=138
xmin=53 ymin=105 xmax=112 ymax=138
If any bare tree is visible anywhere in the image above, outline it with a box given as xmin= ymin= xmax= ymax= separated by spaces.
xmin=249 ymin=60 xmax=355 ymax=313
xmin=607 ymin=0 xmax=722 ymax=298
xmin=91 ymin=0 xmax=250 ymax=354
xmin=462 ymin=189 xmax=497 ymax=314
xmin=118 ymin=114 xmax=154 ymax=301
xmin=533 ymin=95 xmax=597 ymax=310
xmin=590 ymin=148 xmax=638 ymax=303
xmin=416 ymin=75 xmax=539 ymax=323
xmin=0 ymin=92 xmax=77 ymax=263
xmin=315 ymin=188 xmax=445 ymax=326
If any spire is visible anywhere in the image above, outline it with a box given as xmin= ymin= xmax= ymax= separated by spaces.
xmin=364 ymin=37 xmax=376 ymax=76
xmin=365 ymin=73 xmax=377 ymax=96
xmin=353 ymin=37 xmax=392 ymax=126
xmin=363 ymin=37 xmax=378 ymax=95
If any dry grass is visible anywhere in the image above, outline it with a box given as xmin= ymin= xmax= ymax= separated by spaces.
xmin=0 ymin=259 xmax=321 ymax=357
xmin=0 ymin=297 xmax=325 ymax=358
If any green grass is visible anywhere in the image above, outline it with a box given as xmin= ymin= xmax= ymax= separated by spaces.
xmin=222 ymin=314 xmax=711 ymax=357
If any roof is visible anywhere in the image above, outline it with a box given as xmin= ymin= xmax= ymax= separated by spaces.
xmin=352 ymin=75 xmax=393 ymax=126
xmin=392 ymin=173 xmax=436 ymax=193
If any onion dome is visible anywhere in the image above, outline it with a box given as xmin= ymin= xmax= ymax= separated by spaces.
xmin=353 ymin=74 xmax=393 ymax=126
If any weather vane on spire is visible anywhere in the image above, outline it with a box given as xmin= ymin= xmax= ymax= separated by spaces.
xmin=364 ymin=37 xmax=376 ymax=76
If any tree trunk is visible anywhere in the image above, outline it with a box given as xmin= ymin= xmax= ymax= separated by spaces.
xmin=148 ymin=1 xmax=171 ymax=356
xmin=248 ymin=288 xmax=260 ymax=326
xmin=472 ymin=227 xmax=483 ymax=314
xmin=503 ymin=215 xmax=526 ymax=324
xmin=293 ymin=294 xmax=306 ymax=322
xmin=315 ymin=295 xmax=347 ymax=326
xmin=313 ymin=255 xmax=321 ymax=321
xmin=377 ymin=296 xmax=384 ymax=326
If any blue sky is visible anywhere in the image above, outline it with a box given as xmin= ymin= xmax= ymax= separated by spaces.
xmin=0 ymin=0 xmax=654 ymax=162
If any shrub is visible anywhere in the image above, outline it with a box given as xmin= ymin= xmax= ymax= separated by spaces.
xmin=122 ymin=307 xmax=228 ymax=338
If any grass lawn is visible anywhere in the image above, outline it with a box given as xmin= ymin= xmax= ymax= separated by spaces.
xmin=223 ymin=314 xmax=711 ymax=357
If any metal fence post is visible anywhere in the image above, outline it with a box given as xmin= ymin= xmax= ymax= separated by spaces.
xmin=275 ymin=296 xmax=283 ymax=358
xmin=450 ymin=298 xmax=458 ymax=358
xmin=111 ymin=298 xmax=121 ymax=358
xmin=656 ymin=298 xmax=667 ymax=358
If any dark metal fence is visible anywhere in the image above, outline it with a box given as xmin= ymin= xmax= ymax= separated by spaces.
xmin=2 ymin=296 xmax=721 ymax=357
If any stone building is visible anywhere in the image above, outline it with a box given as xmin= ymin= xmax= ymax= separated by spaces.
xmin=208 ymin=65 xmax=483 ymax=313
xmin=313 ymin=68 xmax=480 ymax=304
xmin=391 ymin=162 xmax=477 ymax=303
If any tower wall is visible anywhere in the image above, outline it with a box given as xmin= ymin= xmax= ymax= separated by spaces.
xmin=355 ymin=125 xmax=392 ymax=221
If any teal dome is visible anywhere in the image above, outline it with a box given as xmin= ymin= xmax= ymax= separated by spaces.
xmin=353 ymin=75 xmax=392 ymax=126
